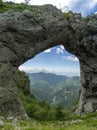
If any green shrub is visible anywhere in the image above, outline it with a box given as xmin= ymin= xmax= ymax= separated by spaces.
xmin=0 ymin=0 xmax=3 ymax=7
xmin=33 ymin=108 xmax=48 ymax=120
xmin=64 ymin=13 xmax=70 ymax=20
xmin=55 ymin=106 xmax=66 ymax=120
xmin=17 ymin=71 xmax=30 ymax=96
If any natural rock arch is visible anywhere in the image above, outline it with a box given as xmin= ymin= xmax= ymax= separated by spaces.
xmin=0 ymin=5 xmax=97 ymax=118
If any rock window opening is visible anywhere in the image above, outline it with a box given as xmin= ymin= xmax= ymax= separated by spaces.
xmin=19 ymin=45 xmax=80 ymax=111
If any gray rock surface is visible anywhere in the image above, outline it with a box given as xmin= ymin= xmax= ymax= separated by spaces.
xmin=0 ymin=4 xmax=97 ymax=117
xmin=0 ymin=119 xmax=4 ymax=126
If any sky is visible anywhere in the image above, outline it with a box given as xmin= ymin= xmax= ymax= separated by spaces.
xmin=10 ymin=0 xmax=97 ymax=16
xmin=18 ymin=0 xmax=97 ymax=76
xmin=19 ymin=45 xmax=80 ymax=76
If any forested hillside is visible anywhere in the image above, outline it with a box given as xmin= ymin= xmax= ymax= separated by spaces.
xmin=17 ymin=71 xmax=67 ymax=121
xmin=27 ymin=72 xmax=80 ymax=110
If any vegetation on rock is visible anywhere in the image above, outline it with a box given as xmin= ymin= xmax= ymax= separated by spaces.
xmin=0 ymin=1 xmax=35 ymax=13
xmin=17 ymin=71 xmax=67 ymax=121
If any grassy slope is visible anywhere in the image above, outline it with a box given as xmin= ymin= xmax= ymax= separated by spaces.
xmin=1 ymin=116 xmax=97 ymax=130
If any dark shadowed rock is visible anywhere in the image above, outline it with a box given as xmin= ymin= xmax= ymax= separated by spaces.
xmin=0 ymin=4 xmax=97 ymax=117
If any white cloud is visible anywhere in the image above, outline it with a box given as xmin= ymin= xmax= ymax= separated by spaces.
xmin=19 ymin=65 xmax=80 ymax=76
xmin=68 ymin=0 xmax=97 ymax=16
xmin=61 ymin=56 xmax=79 ymax=62
xmin=44 ymin=48 xmax=52 ymax=53
xmin=60 ymin=45 xmax=64 ymax=50
xmin=56 ymin=48 xmax=63 ymax=54
xmin=19 ymin=66 xmax=50 ymax=73
xmin=19 ymin=66 xmax=60 ymax=74
xmin=30 ymin=0 xmax=71 ymax=9
xmin=7 ymin=0 xmax=71 ymax=8
xmin=19 ymin=66 xmax=33 ymax=72
xmin=56 ymin=45 xmax=64 ymax=54
xmin=6 ymin=0 xmax=97 ymax=16
xmin=29 ymin=0 xmax=97 ymax=16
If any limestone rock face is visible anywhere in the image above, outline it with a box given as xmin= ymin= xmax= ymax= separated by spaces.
xmin=0 ymin=4 xmax=97 ymax=117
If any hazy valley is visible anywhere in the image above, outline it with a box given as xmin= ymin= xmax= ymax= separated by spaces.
xmin=27 ymin=72 xmax=80 ymax=110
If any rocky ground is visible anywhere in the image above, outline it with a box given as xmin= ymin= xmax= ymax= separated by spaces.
xmin=0 ymin=112 xmax=97 ymax=130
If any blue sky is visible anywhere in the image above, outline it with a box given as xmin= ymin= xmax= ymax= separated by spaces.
xmin=19 ymin=45 xmax=80 ymax=76
xmin=19 ymin=0 xmax=97 ymax=76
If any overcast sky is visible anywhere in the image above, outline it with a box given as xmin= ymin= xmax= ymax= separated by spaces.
xmin=18 ymin=0 xmax=97 ymax=76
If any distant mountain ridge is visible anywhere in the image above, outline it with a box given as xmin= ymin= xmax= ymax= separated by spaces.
xmin=27 ymin=72 xmax=80 ymax=109
xmin=27 ymin=72 xmax=67 ymax=88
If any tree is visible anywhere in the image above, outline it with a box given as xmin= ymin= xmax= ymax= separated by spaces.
xmin=55 ymin=105 xmax=65 ymax=120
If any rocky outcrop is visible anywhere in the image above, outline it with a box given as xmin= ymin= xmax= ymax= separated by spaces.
xmin=0 ymin=4 xmax=97 ymax=117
